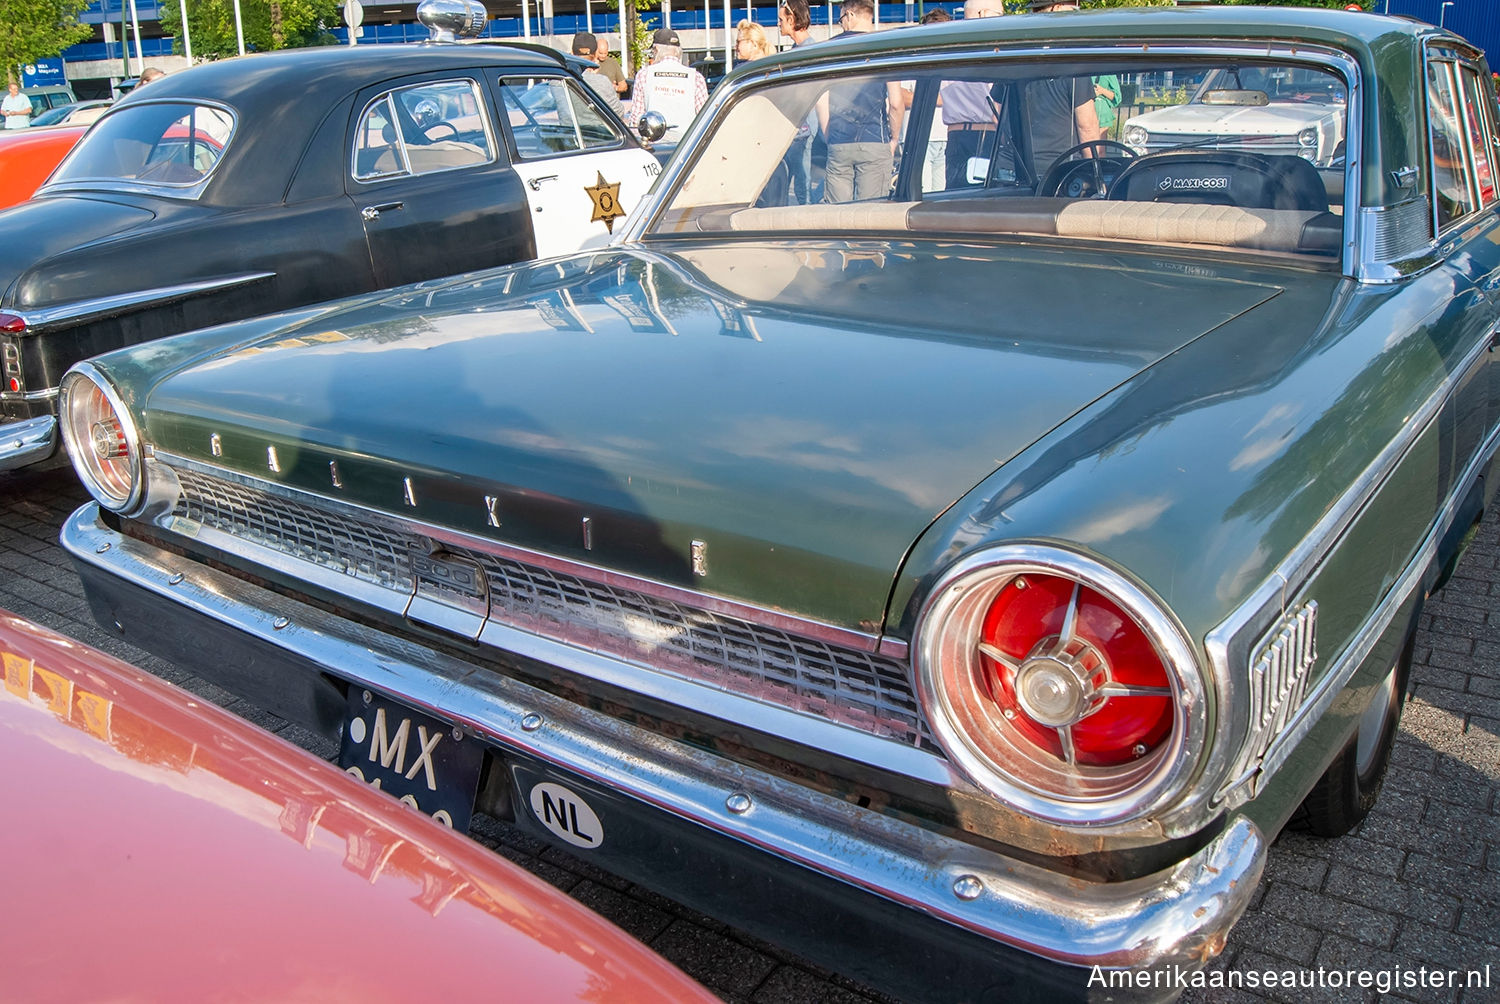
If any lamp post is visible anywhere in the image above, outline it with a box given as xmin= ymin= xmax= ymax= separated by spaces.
xmin=1440 ymin=1 xmax=1454 ymax=28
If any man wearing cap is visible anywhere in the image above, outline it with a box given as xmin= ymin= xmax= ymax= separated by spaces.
xmin=626 ymin=28 xmax=709 ymax=143
xmin=571 ymin=31 xmax=624 ymax=116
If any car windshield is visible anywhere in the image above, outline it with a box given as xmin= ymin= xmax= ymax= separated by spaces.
xmin=49 ymin=102 xmax=234 ymax=189
xmin=648 ymin=54 xmax=1347 ymax=259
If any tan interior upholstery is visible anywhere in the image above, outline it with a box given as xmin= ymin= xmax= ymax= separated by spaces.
xmin=724 ymin=198 xmax=1335 ymax=252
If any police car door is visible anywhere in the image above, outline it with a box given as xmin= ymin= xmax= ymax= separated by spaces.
xmin=495 ymin=74 xmax=661 ymax=259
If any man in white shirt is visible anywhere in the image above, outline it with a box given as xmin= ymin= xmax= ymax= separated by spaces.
xmin=3 ymin=83 xmax=32 ymax=130
xmin=626 ymin=28 xmax=709 ymax=143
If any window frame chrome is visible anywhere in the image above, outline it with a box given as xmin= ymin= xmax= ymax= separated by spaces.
xmin=494 ymin=71 xmax=631 ymax=162
xmin=38 ymin=98 xmax=239 ymax=202
xmin=623 ymin=40 xmax=1362 ymax=276
xmin=350 ymin=76 xmax=499 ymax=184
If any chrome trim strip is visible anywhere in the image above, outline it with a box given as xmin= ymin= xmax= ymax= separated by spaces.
xmin=1206 ymin=331 xmax=1496 ymax=807
xmin=1251 ymin=414 xmax=1500 ymax=796
xmin=16 ymin=273 xmax=276 ymax=334
xmin=153 ymin=449 xmax=904 ymax=659
xmin=0 ymin=415 xmax=58 ymax=471
xmin=62 ymin=501 xmax=1265 ymax=971
xmin=0 ymin=386 xmax=60 ymax=403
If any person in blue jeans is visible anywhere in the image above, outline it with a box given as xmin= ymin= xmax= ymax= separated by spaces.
xmin=817 ymin=0 xmax=904 ymax=203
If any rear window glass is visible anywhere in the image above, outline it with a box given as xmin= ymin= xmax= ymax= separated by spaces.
xmin=50 ymin=102 xmax=234 ymax=188
xmin=649 ymin=55 xmax=1346 ymax=259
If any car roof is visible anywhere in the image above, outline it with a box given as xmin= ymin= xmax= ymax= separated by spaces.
xmin=760 ymin=6 xmax=1469 ymax=71
xmin=122 ymin=42 xmax=575 ymax=116
xmin=94 ymin=42 xmax=581 ymax=207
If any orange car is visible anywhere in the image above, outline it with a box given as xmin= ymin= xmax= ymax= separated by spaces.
xmin=0 ymin=610 xmax=714 ymax=1003
xmin=0 ymin=124 xmax=86 ymax=210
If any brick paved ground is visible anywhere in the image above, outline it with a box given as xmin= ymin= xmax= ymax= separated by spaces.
xmin=3 ymin=463 xmax=1496 ymax=1003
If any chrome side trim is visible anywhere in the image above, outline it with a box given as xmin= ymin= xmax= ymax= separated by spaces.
xmin=1249 ymin=414 xmax=1500 ymax=798
xmin=15 ymin=273 xmax=276 ymax=334
xmin=0 ymin=415 xmax=58 ymax=471
xmin=62 ymin=501 xmax=1265 ymax=971
xmin=1215 ymin=601 xmax=1318 ymax=803
xmin=0 ymin=387 xmax=60 ymax=404
xmin=1355 ymin=200 xmax=1441 ymax=283
xmin=153 ymin=450 xmax=904 ymax=659
xmin=1207 ymin=333 xmax=1497 ymax=808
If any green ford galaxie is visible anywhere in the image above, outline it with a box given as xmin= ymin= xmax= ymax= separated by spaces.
xmin=56 ymin=7 xmax=1500 ymax=1000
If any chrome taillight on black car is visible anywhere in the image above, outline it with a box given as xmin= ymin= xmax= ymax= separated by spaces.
xmin=1 ymin=313 xmax=25 ymax=395
xmin=915 ymin=545 xmax=1207 ymax=827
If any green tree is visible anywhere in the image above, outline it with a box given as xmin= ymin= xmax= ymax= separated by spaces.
xmin=0 ymin=0 xmax=93 ymax=83
xmin=157 ymin=0 xmax=341 ymax=59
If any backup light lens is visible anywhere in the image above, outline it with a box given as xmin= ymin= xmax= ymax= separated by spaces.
xmin=915 ymin=547 xmax=1206 ymax=827
xmin=60 ymin=366 xmax=142 ymax=512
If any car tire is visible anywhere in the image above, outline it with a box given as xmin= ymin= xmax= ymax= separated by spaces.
xmin=1293 ymin=619 xmax=1415 ymax=838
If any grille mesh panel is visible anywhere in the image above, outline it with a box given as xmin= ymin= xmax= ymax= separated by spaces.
xmin=171 ymin=468 xmax=933 ymax=747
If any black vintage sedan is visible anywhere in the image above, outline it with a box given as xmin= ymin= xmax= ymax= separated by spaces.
xmin=0 ymin=1 xmax=660 ymax=473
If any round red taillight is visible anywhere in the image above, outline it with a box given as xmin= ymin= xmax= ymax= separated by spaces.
xmin=915 ymin=547 xmax=1206 ymax=826
xmin=6 ymin=377 xmax=17 ymax=393
xmin=978 ymin=574 xmax=1172 ymax=767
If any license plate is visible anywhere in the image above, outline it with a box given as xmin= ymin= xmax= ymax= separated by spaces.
xmin=338 ymin=689 xmax=483 ymax=832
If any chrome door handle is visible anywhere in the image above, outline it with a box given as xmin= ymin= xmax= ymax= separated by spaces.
xmin=361 ymin=201 xmax=404 ymax=221
xmin=527 ymin=175 xmax=559 ymax=192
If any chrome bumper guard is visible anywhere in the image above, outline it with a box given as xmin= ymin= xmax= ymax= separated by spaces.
xmin=0 ymin=415 xmax=58 ymax=472
xmin=63 ymin=502 xmax=1265 ymax=973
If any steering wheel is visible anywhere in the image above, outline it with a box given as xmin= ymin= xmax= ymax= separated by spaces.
xmin=421 ymin=122 xmax=459 ymax=142
xmin=1037 ymin=140 xmax=1137 ymax=198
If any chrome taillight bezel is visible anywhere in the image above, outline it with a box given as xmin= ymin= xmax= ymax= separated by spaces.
xmin=60 ymin=363 xmax=145 ymax=513
xmin=914 ymin=544 xmax=1208 ymax=827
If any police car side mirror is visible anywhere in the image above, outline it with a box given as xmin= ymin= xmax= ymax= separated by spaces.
xmin=638 ymin=111 xmax=668 ymax=143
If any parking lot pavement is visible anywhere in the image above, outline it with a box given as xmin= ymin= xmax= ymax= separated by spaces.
xmin=3 ymin=463 xmax=1496 ymax=1004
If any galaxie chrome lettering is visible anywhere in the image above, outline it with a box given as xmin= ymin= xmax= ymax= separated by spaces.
xmin=484 ymin=493 xmax=501 ymax=527
xmin=267 ymin=445 xmax=280 ymax=473
xmin=329 ymin=460 xmax=343 ymax=489
xmin=403 ymin=476 xmax=417 ymax=507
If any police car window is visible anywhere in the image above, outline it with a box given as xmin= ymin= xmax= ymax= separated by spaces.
xmin=497 ymin=76 xmax=623 ymax=160
xmin=49 ymin=102 xmax=234 ymax=189
xmin=353 ymin=80 xmax=493 ymax=182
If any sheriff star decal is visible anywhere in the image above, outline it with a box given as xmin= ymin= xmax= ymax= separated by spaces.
xmin=584 ymin=171 xmax=625 ymax=233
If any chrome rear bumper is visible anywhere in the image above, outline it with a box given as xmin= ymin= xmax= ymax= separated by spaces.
xmin=63 ymin=501 xmax=1265 ymax=993
xmin=0 ymin=415 xmax=57 ymax=471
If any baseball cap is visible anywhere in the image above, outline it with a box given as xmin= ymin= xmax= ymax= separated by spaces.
xmin=653 ymin=27 xmax=681 ymax=45
xmin=570 ymin=31 xmax=597 ymax=54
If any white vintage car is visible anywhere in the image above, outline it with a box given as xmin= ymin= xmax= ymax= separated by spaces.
xmin=1123 ymin=65 xmax=1346 ymax=167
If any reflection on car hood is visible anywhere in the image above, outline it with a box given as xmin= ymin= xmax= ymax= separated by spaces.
xmin=0 ymin=195 xmax=156 ymax=307
xmin=143 ymin=243 xmax=1284 ymax=629
xmin=1129 ymin=101 xmax=1340 ymax=134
